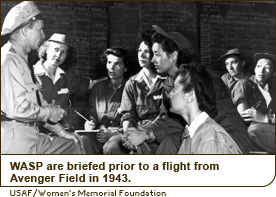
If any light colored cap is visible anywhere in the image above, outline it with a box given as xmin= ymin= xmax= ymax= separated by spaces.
xmin=1 ymin=1 xmax=42 ymax=36
xmin=48 ymin=33 xmax=73 ymax=48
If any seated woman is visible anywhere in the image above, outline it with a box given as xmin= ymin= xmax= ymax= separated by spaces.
xmin=103 ymin=30 xmax=166 ymax=154
xmin=169 ymin=64 xmax=242 ymax=154
xmin=232 ymin=53 xmax=275 ymax=153
xmin=34 ymin=33 xmax=93 ymax=128
xmin=84 ymin=47 xmax=131 ymax=153
xmin=34 ymin=33 xmax=95 ymax=153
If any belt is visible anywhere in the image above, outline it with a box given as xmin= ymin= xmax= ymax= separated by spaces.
xmin=1 ymin=115 xmax=37 ymax=127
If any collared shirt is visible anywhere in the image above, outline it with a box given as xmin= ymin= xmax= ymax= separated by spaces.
xmin=87 ymin=78 xmax=126 ymax=127
xmin=139 ymin=68 xmax=160 ymax=89
xmin=148 ymin=76 xmax=186 ymax=143
xmin=178 ymin=116 xmax=242 ymax=154
xmin=232 ymin=75 xmax=275 ymax=115
xmin=34 ymin=61 xmax=66 ymax=84
xmin=221 ymin=72 xmax=252 ymax=92
xmin=257 ymin=83 xmax=271 ymax=107
xmin=34 ymin=60 xmax=90 ymax=109
xmin=1 ymin=42 xmax=49 ymax=122
xmin=120 ymin=69 xmax=166 ymax=126
xmin=186 ymin=112 xmax=209 ymax=138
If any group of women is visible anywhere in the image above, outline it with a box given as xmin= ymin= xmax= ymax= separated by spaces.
xmin=35 ymin=26 xmax=275 ymax=154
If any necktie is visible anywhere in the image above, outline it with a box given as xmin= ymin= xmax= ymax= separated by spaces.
xmin=178 ymin=127 xmax=191 ymax=154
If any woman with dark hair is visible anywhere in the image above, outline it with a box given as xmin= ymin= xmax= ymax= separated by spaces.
xmin=84 ymin=47 xmax=130 ymax=152
xmin=122 ymin=25 xmax=195 ymax=154
xmin=232 ymin=53 xmax=275 ymax=153
xmin=169 ymin=64 xmax=241 ymax=154
xmin=103 ymin=30 xmax=166 ymax=154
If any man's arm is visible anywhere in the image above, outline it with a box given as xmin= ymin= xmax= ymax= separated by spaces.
xmin=1 ymin=55 xmax=49 ymax=122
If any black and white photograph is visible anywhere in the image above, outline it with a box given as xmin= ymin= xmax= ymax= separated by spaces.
xmin=1 ymin=1 xmax=275 ymax=196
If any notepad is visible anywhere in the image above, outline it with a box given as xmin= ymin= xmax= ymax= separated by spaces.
xmin=75 ymin=130 xmax=100 ymax=133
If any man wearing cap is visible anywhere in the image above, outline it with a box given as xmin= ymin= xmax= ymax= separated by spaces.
xmin=124 ymin=25 xmax=195 ymax=154
xmin=232 ymin=53 xmax=275 ymax=153
xmin=1 ymin=1 xmax=84 ymax=154
xmin=218 ymin=48 xmax=251 ymax=92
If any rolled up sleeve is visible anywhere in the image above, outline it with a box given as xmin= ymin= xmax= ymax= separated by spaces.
xmin=120 ymin=79 xmax=139 ymax=126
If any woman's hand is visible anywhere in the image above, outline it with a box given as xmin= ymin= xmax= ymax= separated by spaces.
xmin=84 ymin=120 xmax=96 ymax=130
xmin=241 ymin=108 xmax=268 ymax=123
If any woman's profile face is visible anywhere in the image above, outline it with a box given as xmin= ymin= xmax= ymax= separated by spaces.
xmin=137 ymin=41 xmax=152 ymax=68
xmin=169 ymin=75 xmax=186 ymax=115
xmin=46 ymin=41 xmax=68 ymax=67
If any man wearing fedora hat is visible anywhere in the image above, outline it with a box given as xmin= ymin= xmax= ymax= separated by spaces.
xmin=232 ymin=53 xmax=275 ymax=153
xmin=1 ymin=1 xmax=84 ymax=154
xmin=218 ymin=48 xmax=251 ymax=92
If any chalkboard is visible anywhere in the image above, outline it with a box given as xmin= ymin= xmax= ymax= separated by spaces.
xmin=199 ymin=1 xmax=275 ymax=75
xmin=141 ymin=1 xmax=198 ymax=53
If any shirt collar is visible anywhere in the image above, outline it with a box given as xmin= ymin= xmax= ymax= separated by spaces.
xmin=187 ymin=111 xmax=209 ymax=138
xmin=134 ymin=68 xmax=166 ymax=88
xmin=107 ymin=78 xmax=126 ymax=91
xmin=230 ymin=72 xmax=251 ymax=83
xmin=33 ymin=60 xmax=65 ymax=83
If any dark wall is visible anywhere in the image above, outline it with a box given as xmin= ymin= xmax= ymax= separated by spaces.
xmin=199 ymin=1 xmax=275 ymax=75
xmin=1 ymin=1 xmax=275 ymax=128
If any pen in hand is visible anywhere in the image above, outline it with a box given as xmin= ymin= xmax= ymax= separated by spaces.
xmin=252 ymin=101 xmax=261 ymax=109
xmin=74 ymin=110 xmax=89 ymax=121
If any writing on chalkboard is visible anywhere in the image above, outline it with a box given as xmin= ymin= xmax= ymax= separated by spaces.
xmin=199 ymin=1 xmax=275 ymax=75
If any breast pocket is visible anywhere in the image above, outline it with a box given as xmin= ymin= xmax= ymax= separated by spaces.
xmin=25 ymin=83 xmax=40 ymax=104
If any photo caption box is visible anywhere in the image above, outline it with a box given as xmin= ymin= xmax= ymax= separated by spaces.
xmin=1 ymin=155 xmax=275 ymax=187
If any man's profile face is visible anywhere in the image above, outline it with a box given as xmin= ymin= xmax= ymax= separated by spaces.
xmin=26 ymin=20 xmax=45 ymax=51
xmin=225 ymin=55 xmax=244 ymax=78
